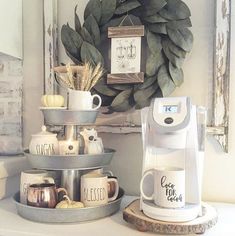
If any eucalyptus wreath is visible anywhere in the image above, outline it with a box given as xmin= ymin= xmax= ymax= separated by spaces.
xmin=61 ymin=0 xmax=193 ymax=112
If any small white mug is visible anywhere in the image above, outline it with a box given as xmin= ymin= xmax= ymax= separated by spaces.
xmin=20 ymin=170 xmax=55 ymax=204
xmin=140 ymin=167 xmax=185 ymax=209
xmin=68 ymin=89 xmax=102 ymax=110
xmin=81 ymin=173 xmax=119 ymax=207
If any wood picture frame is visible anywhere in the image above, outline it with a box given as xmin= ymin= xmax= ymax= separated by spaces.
xmin=107 ymin=25 xmax=144 ymax=85
xmin=207 ymin=0 xmax=231 ymax=153
xmin=42 ymin=0 xmax=232 ymax=152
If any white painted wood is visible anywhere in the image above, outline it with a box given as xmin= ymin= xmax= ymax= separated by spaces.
xmin=43 ymin=0 xmax=58 ymax=94
xmin=211 ymin=0 xmax=231 ymax=152
xmin=0 ymin=54 xmax=23 ymax=154
xmin=43 ymin=0 xmax=231 ymax=154
xmin=96 ymin=125 xmax=141 ymax=134
xmin=0 ymin=0 xmax=22 ymax=59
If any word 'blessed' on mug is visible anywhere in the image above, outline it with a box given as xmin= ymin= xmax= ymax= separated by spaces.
xmin=140 ymin=167 xmax=185 ymax=209
xmin=80 ymin=173 xmax=119 ymax=207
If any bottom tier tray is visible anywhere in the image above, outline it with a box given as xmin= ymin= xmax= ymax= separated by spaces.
xmin=24 ymin=148 xmax=115 ymax=170
xmin=13 ymin=188 xmax=124 ymax=223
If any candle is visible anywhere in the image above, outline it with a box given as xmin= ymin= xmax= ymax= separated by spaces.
xmin=59 ymin=139 xmax=79 ymax=156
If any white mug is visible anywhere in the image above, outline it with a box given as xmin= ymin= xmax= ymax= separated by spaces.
xmin=140 ymin=167 xmax=185 ymax=208
xmin=68 ymin=89 xmax=102 ymax=110
xmin=80 ymin=173 xmax=119 ymax=207
xmin=20 ymin=170 xmax=55 ymax=204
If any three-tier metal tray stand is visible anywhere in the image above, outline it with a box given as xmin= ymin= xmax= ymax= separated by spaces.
xmin=13 ymin=108 xmax=124 ymax=223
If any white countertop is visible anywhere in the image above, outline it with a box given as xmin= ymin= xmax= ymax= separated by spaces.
xmin=0 ymin=196 xmax=234 ymax=236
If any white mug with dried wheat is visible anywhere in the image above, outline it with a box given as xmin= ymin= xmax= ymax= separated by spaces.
xmin=55 ymin=63 xmax=104 ymax=110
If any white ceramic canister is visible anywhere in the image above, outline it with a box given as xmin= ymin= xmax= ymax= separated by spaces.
xmin=29 ymin=126 xmax=59 ymax=155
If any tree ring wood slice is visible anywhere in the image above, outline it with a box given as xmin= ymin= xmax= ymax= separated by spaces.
xmin=123 ymin=199 xmax=218 ymax=235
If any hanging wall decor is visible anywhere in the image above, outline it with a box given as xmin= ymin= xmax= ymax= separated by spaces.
xmin=61 ymin=0 xmax=193 ymax=112
xmin=107 ymin=25 xmax=144 ymax=84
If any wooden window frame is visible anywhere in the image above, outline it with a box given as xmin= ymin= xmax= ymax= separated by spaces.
xmin=43 ymin=0 xmax=232 ymax=153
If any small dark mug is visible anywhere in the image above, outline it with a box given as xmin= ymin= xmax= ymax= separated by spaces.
xmin=27 ymin=183 xmax=67 ymax=208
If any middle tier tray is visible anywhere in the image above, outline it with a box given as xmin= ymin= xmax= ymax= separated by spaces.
xmin=24 ymin=148 xmax=116 ymax=170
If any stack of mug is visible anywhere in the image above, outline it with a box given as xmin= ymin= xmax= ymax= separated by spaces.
xmin=140 ymin=167 xmax=185 ymax=209
xmin=20 ymin=169 xmax=119 ymax=209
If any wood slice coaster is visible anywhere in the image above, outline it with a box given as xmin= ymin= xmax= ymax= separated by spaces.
xmin=123 ymin=199 xmax=218 ymax=235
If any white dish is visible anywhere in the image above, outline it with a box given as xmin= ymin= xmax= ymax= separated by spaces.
xmin=142 ymin=200 xmax=201 ymax=222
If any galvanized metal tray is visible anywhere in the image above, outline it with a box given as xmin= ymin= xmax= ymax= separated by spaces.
xmin=24 ymin=148 xmax=115 ymax=170
xmin=40 ymin=108 xmax=99 ymax=125
xmin=13 ymin=188 xmax=124 ymax=223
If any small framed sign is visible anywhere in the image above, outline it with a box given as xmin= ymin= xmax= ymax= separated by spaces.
xmin=107 ymin=25 xmax=144 ymax=85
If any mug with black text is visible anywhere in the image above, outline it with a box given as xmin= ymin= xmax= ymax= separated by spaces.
xmin=80 ymin=173 xmax=119 ymax=207
xmin=140 ymin=167 xmax=185 ymax=208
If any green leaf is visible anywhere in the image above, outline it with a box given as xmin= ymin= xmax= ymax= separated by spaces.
xmin=169 ymin=62 xmax=184 ymax=86
xmin=144 ymin=0 xmax=167 ymax=12
xmin=162 ymin=39 xmax=184 ymax=68
xmin=84 ymin=0 xmax=102 ymax=23
xmin=101 ymin=15 xmax=126 ymax=32
xmin=167 ymin=28 xmax=193 ymax=52
xmin=157 ymin=64 xmax=176 ymax=96
xmin=167 ymin=18 xmax=192 ymax=29
xmin=110 ymin=84 xmax=133 ymax=91
xmin=65 ymin=50 xmax=81 ymax=64
xmin=165 ymin=38 xmax=186 ymax=58
xmin=144 ymin=14 xmax=168 ymax=23
xmin=137 ymin=75 xmax=157 ymax=90
xmin=100 ymin=0 xmax=116 ymax=25
xmin=135 ymin=87 xmax=162 ymax=109
xmin=147 ymin=30 xmax=162 ymax=54
xmin=80 ymin=41 xmax=104 ymax=66
xmin=84 ymin=14 xmax=101 ymax=46
xmin=134 ymin=81 xmax=158 ymax=103
xmin=159 ymin=0 xmax=191 ymax=20
xmin=61 ymin=24 xmax=83 ymax=58
xmin=74 ymin=5 xmax=81 ymax=32
xmin=146 ymin=52 xmax=164 ymax=76
xmin=148 ymin=23 xmax=167 ymax=34
xmin=115 ymin=0 xmax=141 ymax=15
xmin=152 ymin=88 xmax=163 ymax=98
xmin=110 ymin=89 xmax=134 ymax=112
xmin=80 ymin=27 xmax=94 ymax=45
xmin=94 ymin=84 xmax=119 ymax=97
xmin=135 ymin=99 xmax=151 ymax=109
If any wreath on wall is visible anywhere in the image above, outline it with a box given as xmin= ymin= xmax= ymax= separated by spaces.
xmin=61 ymin=0 xmax=193 ymax=112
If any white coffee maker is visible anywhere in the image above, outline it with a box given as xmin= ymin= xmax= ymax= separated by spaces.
xmin=140 ymin=97 xmax=206 ymax=222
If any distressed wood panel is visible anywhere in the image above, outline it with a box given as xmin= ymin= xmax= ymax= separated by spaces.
xmin=0 ymin=54 xmax=23 ymax=154
xmin=107 ymin=72 xmax=144 ymax=84
xmin=43 ymin=1 xmax=232 ymax=155
xmin=108 ymin=26 xmax=144 ymax=38
xmin=211 ymin=0 xmax=231 ymax=153
xmin=43 ymin=0 xmax=58 ymax=94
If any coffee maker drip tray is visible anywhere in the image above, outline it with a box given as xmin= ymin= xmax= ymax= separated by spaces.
xmin=142 ymin=200 xmax=201 ymax=222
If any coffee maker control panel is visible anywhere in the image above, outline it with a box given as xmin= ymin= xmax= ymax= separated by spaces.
xmin=152 ymin=97 xmax=191 ymax=130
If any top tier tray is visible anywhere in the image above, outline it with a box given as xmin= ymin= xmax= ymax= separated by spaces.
xmin=40 ymin=108 xmax=98 ymax=126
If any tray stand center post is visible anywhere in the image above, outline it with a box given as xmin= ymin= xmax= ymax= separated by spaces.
xmin=61 ymin=169 xmax=82 ymax=201
xmin=61 ymin=125 xmax=81 ymax=201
